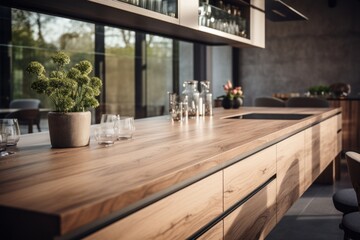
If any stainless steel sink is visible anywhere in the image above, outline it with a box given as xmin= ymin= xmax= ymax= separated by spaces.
xmin=225 ymin=113 xmax=313 ymax=120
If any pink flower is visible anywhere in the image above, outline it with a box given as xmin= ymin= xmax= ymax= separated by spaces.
xmin=222 ymin=81 xmax=244 ymax=98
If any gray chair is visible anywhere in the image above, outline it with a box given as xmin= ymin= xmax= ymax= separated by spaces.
xmin=341 ymin=151 xmax=360 ymax=240
xmin=9 ymin=99 xmax=41 ymax=109
xmin=7 ymin=99 xmax=41 ymax=133
xmin=286 ymin=97 xmax=329 ymax=108
xmin=5 ymin=109 xmax=41 ymax=133
xmin=333 ymin=188 xmax=358 ymax=215
xmin=254 ymin=97 xmax=285 ymax=107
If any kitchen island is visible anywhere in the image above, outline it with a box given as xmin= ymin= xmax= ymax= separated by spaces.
xmin=0 ymin=107 xmax=341 ymax=240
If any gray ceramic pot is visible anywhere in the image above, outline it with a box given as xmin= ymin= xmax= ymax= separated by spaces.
xmin=48 ymin=111 xmax=91 ymax=148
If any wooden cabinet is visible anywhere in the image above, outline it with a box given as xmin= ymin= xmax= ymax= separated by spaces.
xmin=224 ymin=145 xmax=276 ymax=209
xmin=224 ymin=180 xmax=277 ymax=240
xmin=197 ymin=221 xmax=223 ymax=240
xmin=84 ymin=172 xmax=223 ymax=240
xmin=319 ymin=116 xmax=338 ymax=172
xmin=88 ymin=0 xmax=265 ymax=48
xmin=329 ymin=99 xmax=360 ymax=152
xmin=304 ymin=124 xmax=321 ymax=190
xmin=276 ymin=131 xmax=305 ymax=221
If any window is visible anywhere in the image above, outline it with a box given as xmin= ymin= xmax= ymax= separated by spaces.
xmin=1 ymin=6 xmax=195 ymax=124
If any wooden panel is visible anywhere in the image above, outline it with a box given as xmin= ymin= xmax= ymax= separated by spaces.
xmin=276 ymin=131 xmax=305 ymax=221
xmin=198 ymin=221 xmax=223 ymax=240
xmin=84 ymin=172 xmax=223 ymax=240
xmin=329 ymin=100 xmax=360 ymax=152
xmin=224 ymin=180 xmax=277 ymax=240
xmin=224 ymin=146 xmax=276 ymax=209
xmin=304 ymin=124 xmax=321 ymax=190
xmin=250 ymin=0 xmax=265 ymax=48
xmin=319 ymin=116 xmax=337 ymax=172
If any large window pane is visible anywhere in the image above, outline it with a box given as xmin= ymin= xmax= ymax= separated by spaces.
xmin=145 ymin=35 xmax=173 ymax=117
xmin=11 ymin=9 xmax=95 ymax=109
xmin=104 ymin=27 xmax=135 ymax=117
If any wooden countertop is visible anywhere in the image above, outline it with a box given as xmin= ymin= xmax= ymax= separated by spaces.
xmin=0 ymin=107 xmax=341 ymax=238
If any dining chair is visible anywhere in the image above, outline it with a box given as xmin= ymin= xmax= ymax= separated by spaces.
xmin=254 ymin=97 xmax=286 ymax=107
xmin=6 ymin=109 xmax=41 ymax=134
xmin=8 ymin=99 xmax=41 ymax=133
xmin=286 ymin=97 xmax=329 ymax=108
xmin=9 ymin=99 xmax=41 ymax=109
xmin=341 ymin=151 xmax=360 ymax=240
xmin=333 ymin=188 xmax=358 ymax=216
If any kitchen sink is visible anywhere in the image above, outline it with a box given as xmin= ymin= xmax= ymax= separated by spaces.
xmin=225 ymin=113 xmax=313 ymax=120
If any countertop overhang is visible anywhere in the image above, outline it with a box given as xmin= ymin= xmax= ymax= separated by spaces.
xmin=0 ymin=107 xmax=341 ymax=238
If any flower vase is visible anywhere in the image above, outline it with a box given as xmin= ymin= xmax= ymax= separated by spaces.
xmin=222 ymin=97 xmax=233 ymax=109
xmin=233 ymin=97 xmax=243 ymax=109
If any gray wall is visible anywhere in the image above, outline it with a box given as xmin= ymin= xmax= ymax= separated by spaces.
xmin=240 ymin=0 xmax=360 ymax=106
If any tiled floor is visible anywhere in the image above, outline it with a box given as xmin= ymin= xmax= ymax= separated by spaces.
xmin=266 ymin=158 xmax=352 ymax=240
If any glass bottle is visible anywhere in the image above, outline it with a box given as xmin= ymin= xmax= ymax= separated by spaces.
xmin=200 ymin=81 xmax=213 ymax=116
xmin=182 ymin=80 xmax=200 ymax=118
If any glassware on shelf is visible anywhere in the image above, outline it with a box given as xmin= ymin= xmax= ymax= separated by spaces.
xmin=117 ymin=0 xmax=177 ymax=18
xmin=198 ymin=1 xmax=248 ymax=38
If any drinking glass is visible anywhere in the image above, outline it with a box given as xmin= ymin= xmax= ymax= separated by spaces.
xmin=116 ymin=116 xmax=135 ymax=140
xmin=0 ymin=119 xmax=20 ymax=146
xmin=94 ymin=114 xmax=119 ymax=146
xmin=0 ymin=133 xmax=7 ymax=157
xmin=101 ymin=114 xmax=119 ymax=125
xmin=168 ymin=92 xmax=177 ymax=115
xmin=94 ymin=125 xmax=117 ymax=146
xmin=171 ymin=102 xmax=184 ymax=122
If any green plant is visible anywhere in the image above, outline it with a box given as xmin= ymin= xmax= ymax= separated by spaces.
xmin=308 ymin=85 xmax=330 ymax=96
xmin=26 ymin=51 xmax=102 ymax=112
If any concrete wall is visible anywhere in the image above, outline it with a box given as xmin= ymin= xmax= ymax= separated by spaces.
xmin=240 ymin=0 xmax=360 ymax=106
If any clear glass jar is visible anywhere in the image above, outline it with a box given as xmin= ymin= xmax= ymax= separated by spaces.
xmin=200 ymin=81 xmax=213 ymax=116
xmin=182 ymin=80 xmax=199 ymax=118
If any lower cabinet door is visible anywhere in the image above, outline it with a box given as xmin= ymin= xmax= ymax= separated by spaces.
xmin=84 ymin=172 xmax=223 ymax=240
xmin=276 ymin=131 xmax=305 ymax=221
xmin=223 ymin=180 xmax=277 ymax=240
xmin=197 ymin=221 xmax=223 ymax=240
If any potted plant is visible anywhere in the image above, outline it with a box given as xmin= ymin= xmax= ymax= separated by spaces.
xmin=222 ymin=80 xmax=244 ymax=109
xmin=26 ymin=51 xmax=102 ymax=148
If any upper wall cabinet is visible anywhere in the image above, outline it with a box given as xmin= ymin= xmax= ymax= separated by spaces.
xmin=1 ymin=0 xmax=264 ymax=48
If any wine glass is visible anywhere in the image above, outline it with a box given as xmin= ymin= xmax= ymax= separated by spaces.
xmin=1 ymin=119 xmax=21 ymax=146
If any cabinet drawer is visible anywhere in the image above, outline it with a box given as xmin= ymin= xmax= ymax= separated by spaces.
xmin=84 ymin=172 xmax=223 ymax=240
xmin=277 ymin=131 xmax=305 ymax=221
xmin=224 ymin=146 xmax=276 ymax=209
xmin=197 ymin=221 xmax=223 ymax=240
xmin=224 ymin=180 xmax=277 ymax=240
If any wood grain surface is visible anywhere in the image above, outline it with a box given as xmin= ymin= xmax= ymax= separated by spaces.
xmin=84 ymin=172 xmax=222 ymax=240
xmin=329 ymin=99 xmax=360 ymax=152
xmin=224 ymin=145 xmax=276 ymax=209
xmin=224 ymin=180 xmax=277 ymax=240
xmin=0 ymin=107 xmax=340 ymax=237
xmin=276 ymin=131 xmax=305 ymax=221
